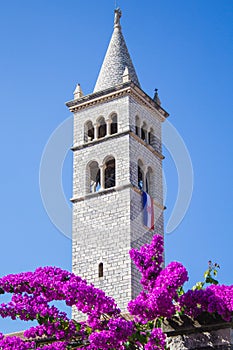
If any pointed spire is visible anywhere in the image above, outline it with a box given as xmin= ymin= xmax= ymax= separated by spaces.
xmin=73 ymin=83 xmax=84 ymax=99
xmin=94 ymin=9 xmax=140 ymax=93
xmin=153 ymin=88 xmax=161 ymax=106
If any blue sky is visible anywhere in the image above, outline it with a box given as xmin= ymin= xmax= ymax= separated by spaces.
xmin=0 ymin=0 xmax=232 ymax=333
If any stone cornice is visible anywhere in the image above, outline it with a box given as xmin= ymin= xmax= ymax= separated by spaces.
xmin=71 ymin=130 xmax=129 ymax=151
xmin=70 ymin=183 xmax=131 ymax=203
xmin=71 ymin=130 xmax=164 ymax=160
xmin=66 ymin=82 xmax=169 ymax=120
xmin=71 ymin=183 xmax=165 ymax=211
xmin=129 ymin=132 xmax=165 ymax=160
xmin=129 ymin=85 xmax=168 ymax=122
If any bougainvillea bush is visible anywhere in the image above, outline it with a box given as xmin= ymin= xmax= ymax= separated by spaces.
xmin=0 ymin=234 xmax=232 ymax=349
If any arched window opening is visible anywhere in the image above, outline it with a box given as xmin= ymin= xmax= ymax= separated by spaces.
xmin=84 ymin=121 xmax=94 ymax=142
xmin=98 ymin=117 xmax=106 ymax=138
xmin=146 ymin=176 xmax=149 ymax=193
xmin=138 ymin=160 xmax=144 ymax=190
xmin=88 ymin=161 xmax=101 ymax=193
xmin=141 ymin=122 xmax=147 ymax=142
xmin=110 ymin=114 xmax=118 ymax=135
xmin=146 ymin=167 xmax=153 ymax=197
xmin=104 ymin=157 xmax=116 ymax=189
xmin=148 ymin=128 xmax=154 ymax=146
xmin=135 ymin=116 xmax=140 ymax=136
xmin=98 ymin=263 xmax=103 ymax=278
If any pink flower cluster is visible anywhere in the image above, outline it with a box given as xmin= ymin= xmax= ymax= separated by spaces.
xmin=88 ymin=318 xmax=134 ymax=349
xmin=145 ymin=328 xmax=166 ymax=350
xmin=0 ymin=333 xmax=34 ymax=349
xmin=40 ymin=342 xmax=68 ymax=350
xmin=179 ymin=284 xmax=233 ymax=321
xmin=0 ymin=267 xmax=121 ymax=348
xmin=128 ymin=235 xmax=189 ymax=322
xmin=129 ymin=234 xmax=164 ymax=291
xmin=0 ymin=234 xmax=232 ymax=349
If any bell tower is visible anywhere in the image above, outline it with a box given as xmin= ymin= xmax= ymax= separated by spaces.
xmin=66 ymin=9 xmax=168 ymax=318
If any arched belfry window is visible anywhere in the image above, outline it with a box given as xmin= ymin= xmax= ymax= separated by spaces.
xmin=146 ymin=167 xmax=153 ymax=197
xmin=98 ymin=117 xmax=106 ymax=138
xmin=148 ymin=128 xmax=154 ymax=146
xmin=98 ymin=263 xmax=103 ymax=278
xmin=135 ymin=116 xmax=140 ymax=137
xmin=104 ymin=157 xmax=116 ymax=189
xmin=141 ymin=122 xmax=147 ymax=142
xmin=84 ymin=121 xmax=94 ymax=142
xmin=87 ymin=161 xmax=101 ymax=193
xmin=138 ymin=160 xmax=144 ymax=190
xmin=110 ymin=113 xmax=118 ymax=135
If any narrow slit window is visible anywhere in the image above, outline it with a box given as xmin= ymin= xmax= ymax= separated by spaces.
xmin=110 ymin=114 xmax=118 ymax=135
xmin=135 ymin=116 xmax=140 ymax=136
xmin=98 ymin=117 xmax=106 ymax=138
xmin=148 ymin=131 xmax=151 ymax=145
xmin=148 ymin=128 xmax=155 ymax=147
xmin=84 ymin=121 xmax=94 ymax=142
xmin=146 ymin=167 xmax=154 ymax=197
xmin=104 ymin=158 xmax=116 ymax=189
xmin=88 ymin=161 xmax=101 ymax=193
xmin=141 ymin=122 xmax=147 ymax=142
xmin=98 ymin=263 xmax=103 ymax=278
xmin=138 ymin=166 xmax=143 ymax=190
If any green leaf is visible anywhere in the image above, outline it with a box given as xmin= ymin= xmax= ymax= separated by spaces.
xmin=177 ymin=286 xmax=185 ymax=296
xmin=137 ymin=332 xmax=148 ymax=344
xmin=75 ymin=322 xmax=81 ymax=332
xmin=212 ymin=278 xmax=219 ymax=285
xmin=206 ymin=276 xmax=218 ymax=285
xmin=192 ymin=281 xmax=204 ymax=290
xmin=85 ymin=326 xmax=92 ymax=335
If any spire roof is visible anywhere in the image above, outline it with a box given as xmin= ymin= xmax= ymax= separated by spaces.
xmin=94 ymin=8 xmax=141 ymax=93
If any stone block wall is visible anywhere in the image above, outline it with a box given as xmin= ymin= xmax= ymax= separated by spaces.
xmin=72 ymin=187 xmax=132 ymax=319
xmin=72 ymin=91 xmax=165 ymax=319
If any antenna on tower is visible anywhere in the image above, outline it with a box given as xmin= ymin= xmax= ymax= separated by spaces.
xmin=115 ymin=0 xmax=118 ymax=9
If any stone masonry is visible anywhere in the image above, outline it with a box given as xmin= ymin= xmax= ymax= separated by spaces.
xmin=66 ymin=9 xmax=169 ymax=320
xmin=67 ymin=83 xmax=168 ymax=319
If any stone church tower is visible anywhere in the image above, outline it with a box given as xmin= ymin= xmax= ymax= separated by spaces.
xmin=66 ymin=9 xmax=168 ymax=317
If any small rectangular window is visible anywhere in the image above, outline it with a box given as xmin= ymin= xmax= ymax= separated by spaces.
xmin=98 ymin=263 xmax=103 ymax=278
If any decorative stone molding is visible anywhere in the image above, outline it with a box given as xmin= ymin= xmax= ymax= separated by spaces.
xmin=71 ymin=130 xmax=164 ymax=160
xmin=66 ymin=82 xmax=169 ymax=120
xmin=71 ymin=183 xmax=165 ymax=212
